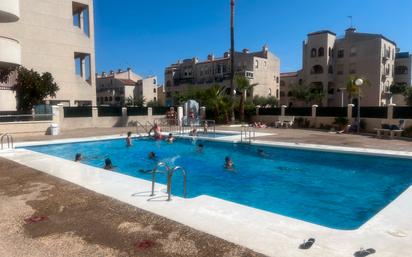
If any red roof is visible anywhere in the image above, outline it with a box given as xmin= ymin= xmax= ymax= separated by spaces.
xmin=117 ymin=79 xmax=136 ymax=85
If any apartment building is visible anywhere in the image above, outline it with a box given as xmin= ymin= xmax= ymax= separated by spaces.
xmin=96 ymin=68 xmax=158 ymax=106
xmin=280 ymin=28 xmax=404 ymax=107
xmin=394 ymin=52 xmax=412 ymax=86
xmin=0 ymin=0 xmax=96 ymax=110
xmin=0 ymin=0 xmax=20 ymax=110
xmin=164 ymin=45 xmax=280 ymax=106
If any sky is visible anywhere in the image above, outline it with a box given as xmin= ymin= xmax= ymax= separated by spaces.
xmin=94 ymin=0 xmax=412 ymax=84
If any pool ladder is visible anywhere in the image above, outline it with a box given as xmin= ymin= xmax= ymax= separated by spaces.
xmin=0 ymin=133 xmax=14 ymax=150
xmin=240 ymin=126 xmax=255 ymax=144
xmin=150 ymin=162 xmax=187 ymax=201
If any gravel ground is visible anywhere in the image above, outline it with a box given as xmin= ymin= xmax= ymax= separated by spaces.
xmin=0 ymin=158 xmax=265 ymax=257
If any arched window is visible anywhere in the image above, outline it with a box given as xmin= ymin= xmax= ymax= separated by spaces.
xmin=395 ymin=66 xmax=408 ymax=75
xmin=311 ymin=48 xmax=317 ymax=57
xmin=311 ymin=65 xmax=324 ymax=74
xmin=318 ymin=47 xmax=325 ymax=57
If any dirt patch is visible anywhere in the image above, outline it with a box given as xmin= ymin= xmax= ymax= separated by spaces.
xmin=0 ymin=158 xmax=265 ymax=257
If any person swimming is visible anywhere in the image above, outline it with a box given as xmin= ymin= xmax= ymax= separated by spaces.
xmin=148 ymin=123 xmax=163 ymax=140
xmin=104 ymin=158 xmax=113 ymax=170
xmin=74 ymin=153 xmax=83 ymax=162
xmin=257 ymin=149 xmax=266 ymax=157
xmin=224 ymin=156 xmax=235 ymax=171
xmin=166 ymin=133 xmax=174 ymax=143
xmin=196 ymin=143 xmax=204 ymax=153
xmin=148 ymin=151 xmax=157 ymax=160
xmin=126 ymin=131 xmax=133 ymax=147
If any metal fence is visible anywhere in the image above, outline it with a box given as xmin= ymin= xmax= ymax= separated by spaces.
xmin=152 ymin=106 xmax=170 ymax=116
xmin=0 ymin=113 xmax=52 ymax=122
xmin=127 ymin=107 xmax=148 ymax=116
xmin=63 ymin=107 xmax=92 ymax=118
xmin=285 ymin=107 xmax=312 ymax=117
xmin=316 ymin=107 xmax=347 ymax=117
xmin=352 ymin=107 xmax=388 ymax=118
xmin=259 ymin=108 xmax=281 ymax=116
xmin=393 ymin=107 xmax=412 ymax=119
xmin=98 ymin=106 xmax=122 ymax=117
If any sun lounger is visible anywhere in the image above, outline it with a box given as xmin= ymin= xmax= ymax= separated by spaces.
xmin=275 ymin=116 xmax=295 ymax=128
xmin=375 ymin=120 xmax=405 ymax=139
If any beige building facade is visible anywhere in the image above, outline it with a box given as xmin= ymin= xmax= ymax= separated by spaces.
xmin=96 ymin=68 xmax=158 ymax=106
xmin=0 ymin=0 xmax=96 ymax=110
xmin=281 ymin=28 xmax=405 ymax=107
xmin=164 ymin=45 xmax=280 ymax=106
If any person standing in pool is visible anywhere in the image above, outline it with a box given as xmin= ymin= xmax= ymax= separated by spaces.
xmin=148 ymin=123 xmax=163 ymax=140
xmin=148 ymin=151 xmax=157 ymax=160
xmin=166 ymin=133 xmax=175 ymax=144
xmin=126 ymin=131 xmax=133 ymax=147
xmin=196 ymin=143 xmax=204 ymax=153
xmin=104 ymin=158 xmax=113 ymax=170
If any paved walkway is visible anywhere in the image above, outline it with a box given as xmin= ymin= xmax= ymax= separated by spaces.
xmin=0 ymin=158 xmax=263 ymax=257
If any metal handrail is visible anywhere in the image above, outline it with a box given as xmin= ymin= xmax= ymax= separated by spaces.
xmin=240 ymin=126 xmax=255 ymax=144
xmin=150 ymin=162 xmax=169 ymax=196
xmin=149 ymin=162 xmax=187 ymax=201
xmin=1 ymin=133 xmax=14 ymax=150
xmin=167 ymin=166 xmax=187 ymax=201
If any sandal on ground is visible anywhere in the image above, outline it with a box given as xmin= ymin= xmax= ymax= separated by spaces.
xmin=354 ymin=248 xmax=376 ymax=257
xmin=299 ymin=238 xmax=315 ymax=249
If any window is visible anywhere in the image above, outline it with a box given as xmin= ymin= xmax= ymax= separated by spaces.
xmin=276 ymin=77 xmax=279 ymax=83
xmin=310 ymin=65 xmax=324 ymax=74
xmin=350 ymin=46 xmax=357 ymax=57
xmin=115 ymin=97 xmax=120 ymax=102
xmin=328 ymin=65 xmax=333 ymax=74
xmin=328 ymin=47 xmax=333 ymax=57
xmin=280 ymin=80 xmax=285 ymax=87
xmin=153 ymin=88 xmax=157 ymax=93
xmin=153 ymin=79 xmax=157 ymax=84
xmin=280 ymin=91 xmax=285 ymax=97
xmin=337 ymin=49 xmax=344 ymax=58
xmin=349 ymin=63 xmax=356 ymax=74
xmin=311 ymin=48 xmax=317 ymax=57
xmin=287 ymin=91 xmax=293 ymax=97
xmin=74 ymin=52 xmax=92 ymax=84
xmin=395 ymin=66 xmax=408 ymax=75
xmin=255 ymin=60 xmax=259 ymax=69
xmin=72 ymin=2 xmax=90 ymax=36
xmin=337 ymin=64 xmax=344 ymax=75
xmin=318 ymin=47 xmax=324 ymax=57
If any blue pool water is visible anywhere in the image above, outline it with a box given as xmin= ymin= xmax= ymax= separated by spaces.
xmin=25 ymin=138 xmax=412 ymax=230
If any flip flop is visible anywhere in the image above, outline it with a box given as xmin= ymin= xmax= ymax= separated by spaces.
xmin=299 ymin=238 xmax=315 ymax=249
xmin=354 ymin=248 xmax=376 ymax=257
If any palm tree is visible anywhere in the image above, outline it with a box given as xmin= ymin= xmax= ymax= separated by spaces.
xmin=229 ymin=0 xmax=236 ymax=122
xmin=202 ymin=84 xmax=232 ymax=123
xmin=236 ymin=75 xmax=258 ymax=121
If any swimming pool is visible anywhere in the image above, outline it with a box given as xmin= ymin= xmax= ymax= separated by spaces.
xmin=25 ymin=138 xmax=412 ymax=230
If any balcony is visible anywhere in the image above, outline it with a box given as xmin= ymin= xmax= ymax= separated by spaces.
xmin=0 ymin=36 xmax=21 ymax=67
xmin=0 ymin=0 xmax=20 ymax=22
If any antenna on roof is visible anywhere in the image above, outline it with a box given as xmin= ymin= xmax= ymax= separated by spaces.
xmin=347 ymin=15 xmax=353 ymax=28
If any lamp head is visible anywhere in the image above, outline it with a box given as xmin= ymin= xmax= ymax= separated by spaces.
xmin=355 ymin=78 xmax=364 ymax=86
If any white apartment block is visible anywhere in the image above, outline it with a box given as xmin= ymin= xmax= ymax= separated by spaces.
xmin=96 ymin=68 xmax=158 ymax=106
xmin=280 ymin=28 xmax=410 ymax=107
xmin=0 ymin=0 xmax=96 ymax=110
xmin=164 ymin=45 xmax=280 ymax=106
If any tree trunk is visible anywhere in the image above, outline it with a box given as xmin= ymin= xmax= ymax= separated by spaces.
xmin=229 ymin=0 xmax=235 ymax=123
xmin=239 ymin=90 xmax=246 ymax=122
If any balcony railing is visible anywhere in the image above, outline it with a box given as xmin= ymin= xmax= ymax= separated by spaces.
xmin=0 ymin=0 xmax=20 ymax=22
xmin=0 ymin=36 xmax=21 ymax=67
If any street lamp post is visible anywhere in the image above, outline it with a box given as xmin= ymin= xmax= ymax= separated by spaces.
xmin=355 ymin=78 xmax=363 ymax=133
xmin=338 ymin=87 xmax=346 ymax=107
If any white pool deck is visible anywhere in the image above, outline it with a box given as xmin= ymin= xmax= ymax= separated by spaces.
xmin=1 ymin=132 xmax=412 ymax=257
